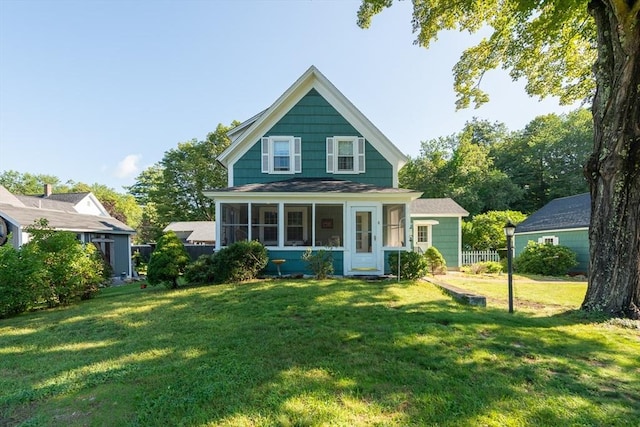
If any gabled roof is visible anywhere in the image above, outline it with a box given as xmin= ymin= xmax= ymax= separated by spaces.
xmin=0 ymin=186 xmax=25 ymax=207
xmin=0 ymin=203 xmax=134 ymax=234
xmin=44 ymin=192 xmax=91 ymax=204
xmin=410 ymin=198 xmax=469 ymax=217
xmin=0 ymin=185 xmax=133 ymax=235
xmin=16 ymin=195 xmax=78 ymax=213
xmin=516 ymin=193 xmax=590 ymax=233
xmin=164 ymin=221 xmax=215 ymax=243
xmin=217 ymin=66 xmax=408 ymax=173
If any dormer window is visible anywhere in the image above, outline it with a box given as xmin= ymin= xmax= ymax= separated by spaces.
xmin=326 ymin=136 xmax=365 ymax=174
xmin=261 ymin=136 xmax=302 ymax=174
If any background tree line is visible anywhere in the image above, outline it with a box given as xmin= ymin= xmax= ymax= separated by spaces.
xmin=401 ymin=108 xmax=592 ymax=217
xmin=2 ymin=114 xmax=591 ymax=243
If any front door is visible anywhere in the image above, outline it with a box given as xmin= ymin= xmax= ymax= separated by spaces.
xmin=350 ymin=207 xmax=377 ymax=271
xmin=412 ymin=220 xmax=438 ymax=254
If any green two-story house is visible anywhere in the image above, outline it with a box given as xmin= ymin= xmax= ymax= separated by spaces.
xmin=204 ymin=66 xmax=467 ymax=276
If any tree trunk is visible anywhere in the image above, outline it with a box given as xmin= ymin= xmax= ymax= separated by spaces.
xmin=583 ymin=0 xmax=640 ymax=319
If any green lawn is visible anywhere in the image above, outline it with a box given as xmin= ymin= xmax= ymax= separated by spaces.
xmin=437 ymin=272 xmax=589 ymax=316
xmin=1 ymin=278 xmax=639 ymax=426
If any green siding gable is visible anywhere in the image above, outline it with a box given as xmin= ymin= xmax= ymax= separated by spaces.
xmin=515 ymin=229 xmax=589 ymax=273
xmin=233 ymin=89 xmax=393 ymax=187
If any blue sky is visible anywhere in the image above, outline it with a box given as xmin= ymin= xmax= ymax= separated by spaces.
xmin=0 ymin=0 xmax=581 ymax=192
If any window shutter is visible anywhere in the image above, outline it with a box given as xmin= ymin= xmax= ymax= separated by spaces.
xmin=293 ymin=137 xmax=302 ymax=173
xmin=326 ymin=137 xmax=334 ymax=173
xmin=357 ymin=137 xmax=366 ymax=173
xmin=261 ymin=137 xmax=269 ymax=173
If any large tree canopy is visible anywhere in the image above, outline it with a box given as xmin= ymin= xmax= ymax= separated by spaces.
xmin=402 ymin=119 xmax=521 ymax=216
xmin=492 ymin=109 xmax=593 ymax=213
xmin=127 ymin=122 xmax=237 ymax=241
xmin=358 ymin=0 xmax=640 ymax=318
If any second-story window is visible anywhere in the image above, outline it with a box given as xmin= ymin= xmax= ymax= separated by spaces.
xmin=326 ymin=136 xmax=366 ymax=174
xmin=261 ymin=136 xmax=302 ymax=174
xmin=273 ymin=139 xmax=290 ymax=171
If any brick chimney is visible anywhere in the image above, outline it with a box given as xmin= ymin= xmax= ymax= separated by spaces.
xmin=44 ymin=183 xmax=53 ymax=197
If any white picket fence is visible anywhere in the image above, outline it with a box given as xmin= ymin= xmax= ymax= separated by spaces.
xmin=461 ymin=250 xmax=501 ymax=265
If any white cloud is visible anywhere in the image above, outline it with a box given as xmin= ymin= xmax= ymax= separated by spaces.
xmin=114 ymin=154 xmax=141 ymax=178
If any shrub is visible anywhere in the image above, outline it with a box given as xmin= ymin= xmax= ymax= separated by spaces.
xmin=0 ymin=245 xmax=38 ymax=318
xmin=388 ymin=251 xmax=429 ymax=279
xmin=25 ymin=221 xmax=105 ymax=305
xmin=515 ymin=242 xmax=578 ymax=276
xmin=462 ymin=261 xmax=504 ymax=274
xmin=147 ymin=231 xmax=190 ymax=289
xmin=424 ymin=246 xmax=447 ymax=275
xmin=210 ymin=240 xmax=268 ymax=284
xmin=302 ymin=248 xmax=334 ymax=279
xmin=184 ymin=253 xmax=217 ymax=285
xmin=0 ymin=220 xmax=106 ymax=317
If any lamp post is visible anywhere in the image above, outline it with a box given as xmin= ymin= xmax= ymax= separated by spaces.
xmin=504 ymin=221 xmax=516 ymax=314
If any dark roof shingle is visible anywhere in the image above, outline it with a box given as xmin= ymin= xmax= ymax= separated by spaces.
xmin=0 ymin=203 xmax=134 ymax=234
xmin=410 ymin=198 xmax=469 ymax=216
xmin=210 ymin=178 xmax=416 ymax=194
xmin=516 ymin=193 xmax=590 ymax=233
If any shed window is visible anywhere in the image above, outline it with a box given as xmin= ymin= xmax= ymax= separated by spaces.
xmin=538 ymin=235 xmax=559 ymax=245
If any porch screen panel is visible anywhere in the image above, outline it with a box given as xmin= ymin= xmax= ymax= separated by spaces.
xmin=314 ymin=204 xmax=343 ymax=247
xmin=220 ymin=203 xmax=249 ymax=246
xmin=383 ymin=204 xmax=406 ymax=247
xmin=284 ymin=204 xmax=311 ymax=246
xmin=251 ymin=204 xmax=279 ymax=246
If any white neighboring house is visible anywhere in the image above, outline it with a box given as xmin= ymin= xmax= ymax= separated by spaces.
xmin=163 ymin=221 xmax=216 ymax=245
xmin=0 ymin=185 xmax=135 ymax=277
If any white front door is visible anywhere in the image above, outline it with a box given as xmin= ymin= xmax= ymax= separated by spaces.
xmin=412 ymin=220 xmax=438 ymax=253
xmin=350 ymin=207 xmax=377 ymax=271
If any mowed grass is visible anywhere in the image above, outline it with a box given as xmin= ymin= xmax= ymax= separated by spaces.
xmin=439 ymin=272 xmax=589 ymax=316
xmin=1 ymin=278 xmax=639 ymax=426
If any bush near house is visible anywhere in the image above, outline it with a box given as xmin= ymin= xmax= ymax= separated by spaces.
xmin=302 ymin=248 xmax=334 ymax=279
xmin=147 ymin=231 xmax=190 ymax=289
xmin=0 ymin=220 xmax=106 ymax=318
xmin=388 ymin=251 xmax=429 ymax=279
xmin=183 ymin=241 xmax=268 ymax=285
xmin=183 ymin=253 xmax=217 ymax=285
xmin=424 ymin=246 xmax=447 ymax=275
xmin=209 ymin=240 xmax=268 ymax=284
xmin=515 ymin=241 xmax=578 ymax=276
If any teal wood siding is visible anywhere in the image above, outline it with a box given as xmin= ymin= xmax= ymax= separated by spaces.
xmin=413 ymin=216 xmax=461 ymax=268
xmin=515 ymin=229 xmax=589 ymax=273
xmin=265 ymin=249 xmax=344 ymax=276
xmin=233 ymin=89 xmax=393 ymax=187
xmin=112 ymin=234 xmax=130 ymax=276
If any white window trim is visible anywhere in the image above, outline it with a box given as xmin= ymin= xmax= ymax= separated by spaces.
xmin=261 ymin=136 xmax=301 ymax=174
xmin=538 ymin=235 xmax=559 ymax=245
xmin=259 ymin=206 xmax=279 ymax=246
xmin=284 ymin=206 xmax=309 ymax=246
xmin=326 ymin=136 xmax=365 ymax=174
